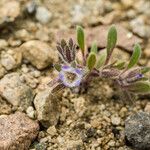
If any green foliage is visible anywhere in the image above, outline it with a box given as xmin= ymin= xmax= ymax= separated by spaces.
xmin=141 ymin=67 xmax=150 ymax=74
xmin=127 ymin=81 xmax=150 ymax=94
xmin=76 ymin=26 xmax=85 ymax=54
xmin=114 ymin=61 xmax=126 ymax=70
xmin=127 ymin=44 xmax=141 ymax=69
xmin=54 ymin=64 xmax=61 ymax=72
xmin=106 ymin=25 xmax=117 ymax=58
xmin=96 ymin=50 xmax=107 ymax=69
xmin=90 ymin=42 xmax=98 ymax=54
xmin=54 ymin=25 xmax=150 ymax=98
xmin=87 ymin=52 xmax=97 ymax=70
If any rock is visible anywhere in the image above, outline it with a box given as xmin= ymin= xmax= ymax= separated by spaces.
xmin=111 ymin=115 xmax=121 ymax=126
xmin=0 ymin=39 xmax=8 ymax=50
xmin=144 ymin=102 xmax=150 ymax=112
xmin=108 ymin=140 xmax=116 ymax=147
xmin=35 ymin=28 xmax=50 ymax=42
xmin=0 ymin=0 xmax=20 ymax=26
xmin=35 ymin=6 xmax=52 ymax=24
xmin=125 ymin=112 xmax=150 ymax=150
xmin=0 ymin=112 xmax=39 ymax=150
xmin=15 ymin=29 xmax=33 ymax=41
xmin=26 ymin=106 xmax=36 ymax=119
xmin=21 ymin=73 xmax=39 ymax=89
xmin=0 ymin=73 xmax=34 ymax=110
xmin=72 ymin=97 xmax=86 ymax=117
xmin=34 ymin=143 xmax=47 ymax=150
xmin=25 ymin=1 xmax=37 ymax=15
xmin=34 ymin=88 xmax=60 ymax=128
xmin=0 ymin=63 xmax=6 ymax=78
xmin=121 ymin=0 xmax=134 ymax=8
xmin=134 ymin=0 xmax=150 ymax=16
xmin=0 ymin=96 xmax=11 ymax=115
xmin=32 ymin=70 xmax=41 ymax=78
xmin=126 ymin=9 xmax=136 ymax=19
xmin=56 ymin=24 xmax=142 ymax=52
xmin=47 ymin=126 xmax=57 ymax=136
xmin=1 ymin=49 xmax=22 ymax=71
xmin=66 ymin=140 xmax=83 ymax=149
xmin=144 ymin=42 xmax=150 ymax=58
xmin=71 ymin=5 xmax=85 ymax=24
xmin=130 ymin=17 xmax=150 ymax=38
xmin=1 ymin=53 xmax=16 ymax=70
xmin=100 ymin=10 xmax=121 ymax=25
xmin=21 ymin=40 xmax=58 ymax=70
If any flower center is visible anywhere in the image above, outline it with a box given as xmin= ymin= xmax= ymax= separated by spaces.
xmin=66 ymin=72 xmax=77 ymax=82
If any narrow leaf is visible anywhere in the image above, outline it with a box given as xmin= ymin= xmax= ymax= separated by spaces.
xmin=106 ymin=25 xmax=117 ymax=57
xmin=65 ymin=45 xmax=72 ymax=63
xmin=141 ymin=67 xmax=150 ymax=74
xmin=69 ymin=38 xmax=73 ymax=49
xmin=76 ymin=26 xmax=85 ymax=54
xmin=90 ymin=42 xmax=97 ymax=53
xmin=126 ymin=81 xmax=150 ymax=94
xmin=87 ymin=52 xmax=96 ymax=70
xmin=96 ymin=50 xmax=107 ymax=69
xmin=61 ymin=39 xmax=67 ymax=49
xmin=127 ymin=44 xmax=141 ymax=69
xmin=115 ymin=61 xmax=126 ymax=70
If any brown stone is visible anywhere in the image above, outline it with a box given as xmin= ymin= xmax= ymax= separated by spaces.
xmin=21 ymin=40 xmax=58 ymax=70
xmin=0 ymin=0 xmax=20 ymax=25
xmin=0 ymin=112 xmax=39 ymax=150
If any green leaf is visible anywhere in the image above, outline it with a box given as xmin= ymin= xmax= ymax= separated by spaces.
xmin=127 ymin=81 xmax=150 ymax=94
xmin=115 ymin=61 xmax=126 ymax=70
xmin=54 ymin=64 xmax=61 ymax=72
xmin=141 ymin=67 xmax=150 ymax=74
xmin=76 ymin=26 xmax=85 ymax=54
xmin=96 ymin=50 xmax=107 ymax=69
xmin=87 ymin=52 xmax=96 ymax=70
xmin=90 ymin=42 xmax=97 ymax=53
xmin=106 ymin=25 xmax=117 ymax=57
xmin=127 ymin=44 xmax=141 ymax=69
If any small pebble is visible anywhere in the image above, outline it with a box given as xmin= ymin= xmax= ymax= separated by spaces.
xmin=111 ymin=115 xmax=121 ymax=125
xmin=36 ymin=6 xmax=52 ymax=24
xmin=26 ymin=106 xmax=36 ymax=119
xmin=47 ymin=126 xmax=57 ymax=136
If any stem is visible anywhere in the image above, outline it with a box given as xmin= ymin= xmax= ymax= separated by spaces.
xmin=105 ymin=49 xmax=113 ymax=65
xmin=82 ymin=53 xmax=86 ymax=66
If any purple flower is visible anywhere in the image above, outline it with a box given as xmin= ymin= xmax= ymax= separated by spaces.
xmin=59 ymin=65 xmax=83 ymax=87
xmin=136 ymin=73 xmax=143 ymax=79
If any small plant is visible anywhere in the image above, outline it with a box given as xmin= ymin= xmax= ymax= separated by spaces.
xmin=50 ymin=25 xmax=150 ymax=100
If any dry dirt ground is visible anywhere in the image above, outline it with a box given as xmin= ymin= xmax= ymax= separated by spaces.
xmin=0 ymin=0 xmax=150 ymax=150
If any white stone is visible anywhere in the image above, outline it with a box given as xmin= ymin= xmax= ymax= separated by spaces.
xmin=36 ymin=6 xmax=52 ymax=24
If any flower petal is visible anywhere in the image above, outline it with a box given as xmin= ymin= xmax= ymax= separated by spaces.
xmin=59 ymin=65 xmax=83 ymax=88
